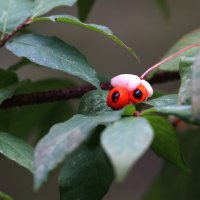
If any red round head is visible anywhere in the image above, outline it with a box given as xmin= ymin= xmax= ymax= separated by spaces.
xmin=107 ymin=87 xmax=129 ymax=110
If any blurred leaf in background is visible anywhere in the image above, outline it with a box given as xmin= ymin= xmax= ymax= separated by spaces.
xmin=0 ymin=191 xmax=14 ymax=200
xmin=0 ymin=132 xmax=33 ymax=172
xmin=59 ymin=144 xmax=113 ymax=200
xmin=77 ymin=0 xmax=96 ymax=22
xmin=0 ymin=79 xmax=74 ymax=140
xmin=143 ymin=128 xmax=200 ymax=200
xmin=155 ymin=0 xmax=170 ymax=19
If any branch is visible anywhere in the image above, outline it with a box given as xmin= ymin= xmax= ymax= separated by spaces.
xmin=0 ymin=85 xmax=96 ymax=108
xmin=0 ymin=18 xmax=32 ymax=48
xmin=0 ymin=72 xmax=179 ymax=109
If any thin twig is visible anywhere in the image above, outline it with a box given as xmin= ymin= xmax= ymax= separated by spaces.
xmin=0 ymin=85 xmax=96 ymax=108
xmin=140 ymin=43 xmax=200 ymax=79
xmin=0 ymin=17 xmax=32 ymax=48
xmin=0 ymin=72 xmax=179 ymax=109
xmin=8 ymin=58 xmax=30 ymax=71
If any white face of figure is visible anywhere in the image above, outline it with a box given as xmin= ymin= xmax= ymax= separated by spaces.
xmin=111 ymin=74 xmax=153 ymax=97
xmin=111 ymin=74 xmax=141 ymax=91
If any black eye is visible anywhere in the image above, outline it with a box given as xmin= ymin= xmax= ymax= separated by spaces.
xmin=133 ymin=89 xmax=143 ymax=99
xmin=111 ymin=91 xmax=120 ymax=102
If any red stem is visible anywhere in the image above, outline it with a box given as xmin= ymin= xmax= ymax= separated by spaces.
xmin=0 ymin=17 xmax=32 ymax=48
xmin=140 ymin=43 xmax=200 ymax=79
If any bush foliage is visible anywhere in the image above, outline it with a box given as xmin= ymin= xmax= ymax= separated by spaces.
xmin=0 ymin=1 xmax=200 ymax=200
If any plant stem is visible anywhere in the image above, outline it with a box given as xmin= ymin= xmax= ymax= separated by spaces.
xmin=8 ymin=58 xmax=30 ymax=71
xmin=0 ymin=72 xmax=179 ymax=109
xmin=140 ymin=43 xmax=200 ymax=79
xmin=0 ymin=17 xmax=32 ymax=48
xmin=0 ymin=83 xmax=111 ymax=108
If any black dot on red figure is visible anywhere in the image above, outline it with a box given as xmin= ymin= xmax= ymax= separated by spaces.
xmin=111 ymin=91 xmax=120 ymax=102
xmin=133 ymin=89 xmax=143 ymax=99
xmin=130 ymin=84 xmax=148 ymax=103
xmin=107 ymin=87 xmax=129 ymax=110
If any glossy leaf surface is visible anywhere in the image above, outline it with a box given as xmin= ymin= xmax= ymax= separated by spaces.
xmin=34 ymin=111 xmax=122 ymax=189
xmin=101 ymin=117 xmax=153 ymax=181
xmin=143 ymin=129 xmax=200 ymax=200
xmin=78 ymin=90 xmax=111 ymax=115
xmin=77 ymin=0 xmax=95 ymax=22
xmin=33 ymin=15 xmax=138 ymax=59
xmin=6 ymin=34 xmax=101 ymax=91
xmin=32 ymin=0 xmax=77 ymax=17
xmin=0 ymin=0 xmax=33 ymax=33
xmin=0 ymin=132 xmax=33 ymax=172
xmin=145 ymin=115 xmax=189 ymax=171
xmin=59 ymin=145 xmax=113 ymax=200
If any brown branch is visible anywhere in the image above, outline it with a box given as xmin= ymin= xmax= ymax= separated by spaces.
xmin=0 ymin=18 xmax=32 ymax=48
xmin=0 ymin=85 xmax=96 ymax=108
xmin=0 ymin=72 xmax=179 ymax=109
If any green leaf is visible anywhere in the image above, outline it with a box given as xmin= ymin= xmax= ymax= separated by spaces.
xmin=34 ymin=111 xmax=122 ymax=190
xmin=78 ymin=90 xmax=111 ymax=115
xmin=6 ymin=34 xmax=101 ymax=91
xmin=0 ymin=132 xmax=33 ymax=172
xmin=32 ymin=15 xmax=139 ymax=60
xmin=145 ymin=94 xmax=178 ymax=107
xmin=16 ymin=78 xmax=74 ymax=93
xmin=59 ymin=145 xmax=113 ymax=200
xmin=155 ymin=0 xmax=170 ymax=18
xmin=0 ymin=84 xmax=17 ymax=104
xmin=97 ymin=74 xmax=112 ymax=83
xmin=191 ymin=51 xmax=200 ymax=118
xmin=178 ymin=57 xmax=194 ymax=105
xmin=143 ymin=182 xmax=165 ymax=200
xmin=153 ymin=105 xmax=200 ymax=125
xmin=77 ymin=0 xmax=95 ymax=22
xmin=0 ymin=79 xmax=74 ymax=139
xmin=155 ymin=105 xmax=192 ymax=119
xmin=0 ymin=69 xmax=18 ymax=104
xmin=123 ymin=104 xmax=136 ymax=116
xmin=0 ymin=0 xmax=33 ymax=34
xmin=143 ymin=128 xmax=200 ymax=200
xmin=32 ymin=0 xmax=77 ymax=17
xmin=0 ymin=69 xmax=18 ymax=88
xmin=101 ymin=117 xmax=153 ymax=181
xmin=146 ymin=94 xmax=200 ymax=125
xmin=0 ymin=191 xmax=13 ymax=200
xmin=144 ymin=115 xmax=189 ymax=171
xmin=159 ymin=28 xmax=200 ymax=71
xmin=0 ymin=102 xmax=73 ymax=140
xmin=8 ymin=58 xmax=31 ymax=71
xmin=148 ymin=90 xmax=166 ymax=100
xmin=0 ymin=0 xmax=78 ymax=33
